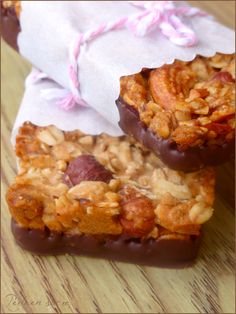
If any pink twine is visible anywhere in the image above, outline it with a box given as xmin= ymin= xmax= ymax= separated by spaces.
xmin=41 ymin=1 xmax=208 ymax=110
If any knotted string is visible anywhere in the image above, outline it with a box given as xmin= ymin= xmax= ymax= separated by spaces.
xmin=40 ymin=1 xmax=208 ymax=110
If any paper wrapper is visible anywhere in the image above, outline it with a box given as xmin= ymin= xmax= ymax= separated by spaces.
xmin=12 ymin=70 xmax=121 ymax=144
xmin=16 ymin=1 xmax=235 ymax=135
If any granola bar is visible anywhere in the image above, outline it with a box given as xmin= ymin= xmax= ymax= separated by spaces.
xmin=7 ymin=122 xmax=215 ymax=266
xmin=117 ymin=53 xmax=235 ymax=171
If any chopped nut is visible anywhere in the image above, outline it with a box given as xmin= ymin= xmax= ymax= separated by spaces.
xmin=189 ymin=202 xmax=214 ymax=224
xmin=187 ymin=88 xmax=209 ymax=101
xmin=189 ymin=99 xmax=209 ymax=115
xmin=120 ymin=187 xmax=155 ymax=237
xmin=108 ymin=179 xmax=121 ymax=191
xmin=146 ymin=101 xmax=162 ymax=113
xmin=175 ymin=110 xmax=191 ymax=121
xmin=198 ymin=117 xmax=211 ymax=125
xmin=110 ymin=157 xmax=123 ymax=171
xmin=125 ymin=161 xmax=141 ymax=176
xmin=86 ymin=206 xmax=93 ymax=215
xmin=37 ymin=126 xmax=64 ymax=146
xmin=68 ymin=181 xmax=109 ymax=202
xmin=155 ymin=195 xmax=200 ymax=235
xmin=208 ymin=53 xmax=233 ymax=69
xmin=52 ymin=142 xmax=82 ymax=161
xmin=79 ymin=136 xmax=93 ymax=146
xmin=97 ymin=201 xmax=120 ymax=209
xmin=37 ymin=130 xmax=57 ymax=146
xmin=119 ymin=142 xmax=132 ymax=164
xmin=105 ymin=191 xmax=120 ymax=202
xmin=175 ymin=102 xmax=191 ymax=112
xmin=146 ymin=226 xmax=159 ymax=239
xmin=151 ymin=169 xmax=191 ymax=200
xmin=149 ymin=111 xmax=173 ymax=138
xmin=56 ymin=160 xmax=67 ymax=171
xmin=138 ymin=175 xmax=149 ymax=186
xmin=40 ymin=143 xmax=50 ymax=153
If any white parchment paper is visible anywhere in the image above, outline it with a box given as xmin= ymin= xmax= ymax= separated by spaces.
xmin=17 ymin=1 xmax=235 ymax=134
xmin=12 ymin=71 xmax=122 ymax=143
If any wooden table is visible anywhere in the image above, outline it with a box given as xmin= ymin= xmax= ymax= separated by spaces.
xmin=1 ymin=1 xmax=235 ymax=313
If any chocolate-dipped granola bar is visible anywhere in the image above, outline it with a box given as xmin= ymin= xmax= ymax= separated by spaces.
xmin=117 ymin=53 xmax=235 ymax=172
xmin=0 ymin=0 xmax=21 ymax=51
xmin=6 ymin=122 xmax=215 ymax=267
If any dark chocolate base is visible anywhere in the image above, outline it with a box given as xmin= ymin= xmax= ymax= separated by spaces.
xmin=11 ymin=220 xmax=201 ymax=268
xmin=116 ymin=97 xmax=235 ymax=172
xmin=0 ymin=4 xmax=20 ymax=51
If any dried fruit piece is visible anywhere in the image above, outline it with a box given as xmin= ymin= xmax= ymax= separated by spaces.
xmin=63 ymin=155 xmax=113 ymax=187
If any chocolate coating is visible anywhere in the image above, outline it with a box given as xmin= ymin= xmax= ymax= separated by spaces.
xmin=116 ymin=97 xmax=235 ymax=172
xmin=0 ymin=3 xmax=20 ymax=51
xmin=11 ymin=219 xmax=201 ymax=268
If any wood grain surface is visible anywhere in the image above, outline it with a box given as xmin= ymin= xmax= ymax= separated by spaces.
xmin=1 ymin=1 xmax=235 ymax=313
